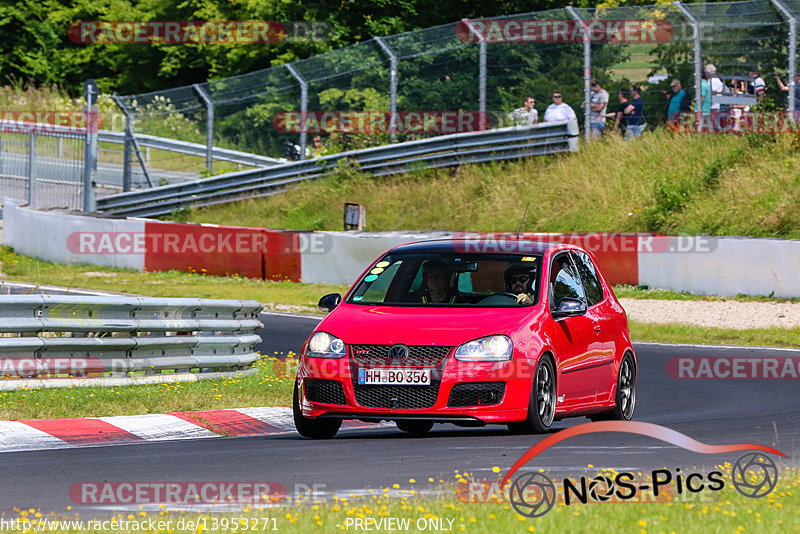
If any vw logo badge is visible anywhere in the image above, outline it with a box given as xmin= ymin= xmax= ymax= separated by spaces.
xmin=388 ymin=344 xmax=410 ymax=364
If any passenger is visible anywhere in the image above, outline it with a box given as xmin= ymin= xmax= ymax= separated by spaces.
xmin=504 ymin=262 xmax=537 ymax=305
xmin=416 ymin=260 xmax=457 ymax=304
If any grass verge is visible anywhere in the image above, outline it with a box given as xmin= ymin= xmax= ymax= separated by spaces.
xmin=628 ymin=321 xmax=800 ymax=349
xmin=0 ymin=356 xmax=294 ymax=420
xmin=5 ymin=468 xmax=798 ymax=533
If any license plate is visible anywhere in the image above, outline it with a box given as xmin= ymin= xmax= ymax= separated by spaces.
xmin=357 ymin=368 xmax=431 ymax=386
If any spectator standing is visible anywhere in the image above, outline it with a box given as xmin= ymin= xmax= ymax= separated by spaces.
xmin=774 ymin=73 xmax=800 ymax=110
xmin=748 ymin=65 xmax=766 ymax=101
xmin=507 ymin=97 xmax=538 ymax=126
xmin=623 ymin=85 xmax=645 ymax=139
xmin=665 ymin=79 xmax=691 ymax=125
xmin=583 ymin=79 xmax=609 ymax=136
xmin=705 ymin=64 xmax=727 ymax=116
xmin=700 ymin=72 xmax=712 ymax=116
xmin=609 ymin=89 xmax=630 ymax=135
xmin=543 ymin=92 xmax=577 ymax=122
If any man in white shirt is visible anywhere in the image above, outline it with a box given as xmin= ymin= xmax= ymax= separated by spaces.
xmin=705 ymin=63 xmax=726 ymax=111
xmin=507 ymin=97 xmax=538 ymax=126
xmin=748 ymin=65 xmax=766 ymax=101
xmin=543 ymin=91 xmax=577 ymax=122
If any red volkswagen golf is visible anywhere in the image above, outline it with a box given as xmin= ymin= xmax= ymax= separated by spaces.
xmin=293 ymin=239 xmax=636 ymax=438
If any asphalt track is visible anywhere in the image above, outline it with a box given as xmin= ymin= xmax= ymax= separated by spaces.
xmin=0 ymin=313 xmax=798 ymax=517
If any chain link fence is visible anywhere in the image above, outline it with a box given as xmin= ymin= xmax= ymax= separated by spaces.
xmin=108 ymin=1 xmax=800 ymax=161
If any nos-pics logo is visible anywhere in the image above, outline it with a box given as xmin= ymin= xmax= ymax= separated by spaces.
xmin=501 ymin=422 xmax=783 ymax=518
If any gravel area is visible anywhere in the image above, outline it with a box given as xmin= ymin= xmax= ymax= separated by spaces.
xmin=619 ymin=298 xmax=800 ymax=330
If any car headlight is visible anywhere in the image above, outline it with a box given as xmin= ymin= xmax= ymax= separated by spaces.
xmin=306 ymin=331 xmax=346 ymax=358
xmin=454 ymin=335 xmax=513 ymax=361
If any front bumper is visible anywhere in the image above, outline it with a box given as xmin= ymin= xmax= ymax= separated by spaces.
xmin=296 ymin=352 xmax=535 ymax=424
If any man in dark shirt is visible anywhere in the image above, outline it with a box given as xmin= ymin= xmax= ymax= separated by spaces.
xmin=610 ymin=89 xmax=630 ymax=135
xmin=623 ymin=85 xmax=645 ymax=140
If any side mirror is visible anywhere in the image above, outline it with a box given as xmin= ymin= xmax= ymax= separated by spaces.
xmin=552 ymin=297 xmax=587 ymax=319
xmin=318 ymin=293 xmax=342 ymax=313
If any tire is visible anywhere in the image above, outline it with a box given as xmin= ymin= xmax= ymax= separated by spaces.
xmin=293 ymin=381 xmax=342 ymax=439
xmin=508 ymin=355 xmax=556 ymax=434
xmin=590 ymin=352 xmax=636 ymax=422
xmin=396 ymin=420 xmax=434 ymax=436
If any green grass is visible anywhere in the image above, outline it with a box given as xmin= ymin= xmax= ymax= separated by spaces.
xmin=0 ymin=356 xmax=295 ymax=420
xmin=0 ymin=246 xmax=348 ymax=311
xmin=629 ymin=321 xmax=800 ymax=349
xmin=615 ymin=285 xmax=800 ymax=303
xmin=172 ymin=129 xmax=800 ymax=239
xmin=5 ymin=468 xmax=799 ymax=533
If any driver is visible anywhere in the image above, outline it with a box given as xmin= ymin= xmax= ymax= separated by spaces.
xmin=416 ymin=260 xmax=458 ymax=304
xmin=504 ymin=262 xmax=537 ymax=305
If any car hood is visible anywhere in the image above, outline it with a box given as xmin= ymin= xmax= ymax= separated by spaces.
xmin=316 ymin=303 xmax=540 ymax=346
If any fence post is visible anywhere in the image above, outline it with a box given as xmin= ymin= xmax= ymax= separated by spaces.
xmin=286 ymin=64 xmax=308 ymax=159
xmin=112 ymin=93 xmax=153 ymax=188
xmin=27 ymin=132 xmax=35 ymax=207
xmin=674 ymin=2 xmax=702 ymax=115
xmin=771 ymin=0 xmax=797 ymax=113
xmin=462 ymin=19 xmax=487 ymax=129
xmin=567 ymin=7 xmax=591 ymax=140
xmin=374 ymin=37 xmax=398 ymax=142
xmin=82 ymin=80 xmax=98 ymax=212
xmin=192 ymin=84 xmax=214 ymax=173
xmin=121 ymin=115 xmax=133 ymax=192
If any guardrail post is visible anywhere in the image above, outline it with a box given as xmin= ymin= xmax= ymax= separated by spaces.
xmin=674 ymin=2 xmax=702 ymax=115
xmin=192 ymin=84 xmax=215 ymax=173
xmin=27 ymin=132 xmax=35 ymax=207
xmin=121 ymin=115 xmax=133 ymax=192
xmin=83 ymin=80 xmax=98 ymax=212
xmin=286 ymin=65 xmax=308 ymax=159
xmin=112 ymin=93 xmax=153 ymax=189
xmin=567 ymin=7 xmax=592 ymax=140
xmin=771 ymin=0 xmax=797 ymax=113
xmin=374 ymin=37 xmax=398 ymax=142
xmin=462 ymin=20 xmax=487 ymax=129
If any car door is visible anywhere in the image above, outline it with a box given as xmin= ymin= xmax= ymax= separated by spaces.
xmin=572 ymin=251 xmax=616 ymax=401
xmin=548 ymin=252 xmax=596 ymax=407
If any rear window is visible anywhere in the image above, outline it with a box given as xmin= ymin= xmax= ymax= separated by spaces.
xmin=346 ymin=253 xmax=542 ymax=307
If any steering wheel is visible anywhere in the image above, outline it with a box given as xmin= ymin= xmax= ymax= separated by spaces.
xmin=478 ymin=292 xmax=519 ymax=304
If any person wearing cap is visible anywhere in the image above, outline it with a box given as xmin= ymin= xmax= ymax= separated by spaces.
xmin=704 ymin=64 xmax=727 ymax=114
xmin=415 ymin=260 xmax=458 ymax=304
xmin=504 ymin=262 xmax=537 ymax=305
xmin=748 ymin=65 xmax=766 ymax=101
xmin=665 ymin=79 xmax=691 ymax=125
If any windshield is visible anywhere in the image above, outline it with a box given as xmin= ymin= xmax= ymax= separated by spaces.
xmin=346 ymin=252 xmax=542 ymax=307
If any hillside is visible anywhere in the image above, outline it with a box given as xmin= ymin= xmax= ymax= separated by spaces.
xmin=173 ymin=129 xmax=800 ymax=239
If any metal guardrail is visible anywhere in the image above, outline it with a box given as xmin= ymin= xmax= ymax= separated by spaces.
xmin=96 ymin=120 xmax=580 ymax=217
xmin=97 ymin=130 xmax=286 ymax=168
xmin=0 ymin=295 xmax=264 ymax=389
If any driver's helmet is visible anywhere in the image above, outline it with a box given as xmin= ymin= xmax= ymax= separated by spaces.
xmin=504 ymin=262 xmax=536 ymax=293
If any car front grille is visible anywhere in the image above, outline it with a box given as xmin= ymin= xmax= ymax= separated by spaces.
xmin=351 ymin=345 xmax=452 ymax=367
xmin=353 ymin=384 xmax=440 ymax=409
xmin=304 ymin=378 xmax=347 ymax=405
xmin=447 ymin=382 xmax=506 ymax=407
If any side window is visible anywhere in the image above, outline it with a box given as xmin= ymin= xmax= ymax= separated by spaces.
xmin=574 ymin=252 xmax=604 ymax=307
xmin=549 ymin=253 xmax=586 ymax=308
